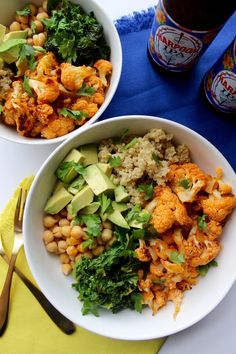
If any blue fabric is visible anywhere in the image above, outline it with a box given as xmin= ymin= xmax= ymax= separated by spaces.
xmin=100 ymin=9 xmax=236 ymax=171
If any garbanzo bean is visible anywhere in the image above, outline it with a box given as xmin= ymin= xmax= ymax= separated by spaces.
xmin=67 ymin=236 xmax=80 ymax=246
xmin=101 ymin=228 xmax=113 ymax=242
xmin=36 ymin=12 xmax=48 ymax=21
xmin=9 ymin=21 xmax=21 ymax=31
xmin=59 ymin=218 xmax=70 ymax=227
xmin=15 ymin=14 xmax=29 ymax=25
xmin=61 ymin=263 xmax=72 ymax=275
xmin=102 ymin=220 xmax=113 ymax=229
xmin=59 ymin=253 xmax=70 ymax=264
xmin=46 ymin=241 xmax=58 ymax=253
xmin=70 ymin=225 xmax=85 ymax=239
xmin=58 ymin=240 xmax=67 ymax=253
xmin=52 ymin=226 xmax=62 ymax=238
xmin=92 ymin=245 xmax=105 ymax=256
xmin=61 ymin=225 xmax=71 ymax=237
xmin=31 ymin=19 xmax=44 ymax=33
xmin=43 ymin=230 xmax=54 ymax=244
xmin=66 ymin=245 xmax=78 ymax=257
xmin=32 ymin=32 xmax=46 ymax=46
xmin=43 ymin=215 xmax=57 ymax=228
xmin=27 ymin=3 xmax=38 ymax=16
xmin=42 ymin=0 xmax=48 ymax=12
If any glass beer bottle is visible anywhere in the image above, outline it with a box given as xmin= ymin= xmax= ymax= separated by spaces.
xmin=202 ymin=37 xmax=236 ymax=114
xmin=148 ymin=0 xmax=235 ymax=72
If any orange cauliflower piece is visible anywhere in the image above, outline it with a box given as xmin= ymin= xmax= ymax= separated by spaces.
xmin=94 ymin=59 xmax=112 ymax=87
xmin=135 ymin=240 xmax=151 ymax=262
xmin=151 ymin=186 xmax=192 ymax=233
xmin=60 ymin=63 xmax=96 ymax=91
xmin=168 ymin=288 xmax=183 ymax=318
xmin=201 ymin=194 xmax=236 ymax=222
xmin=28 ymin=78 xmax=60 ymax=103
xmin=84 ymin=75 xmax=103 ymax=90
xmin=167 ymin=163 xmax=209 ymax=202
xmin=205 ymin=220 xmax=222 ymax=240
xmin=41 ymin=115 xmax=75 ymax=139
xmin=35 ymin=52 xmax=59 ymax=78
xmin=71 ymin=98 xmax=98 ymax=119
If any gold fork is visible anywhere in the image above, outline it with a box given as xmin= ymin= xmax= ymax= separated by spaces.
xmin=0 ymin=187 xmax=75 ymax=335
xmin=0 ymin=188 xmax=25 ymax=335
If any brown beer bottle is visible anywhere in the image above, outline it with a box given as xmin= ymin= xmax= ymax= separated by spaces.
xmin=148 ymin=0 xmax=235 ymax=72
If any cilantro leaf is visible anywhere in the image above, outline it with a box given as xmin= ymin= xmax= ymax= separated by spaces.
xmin=82 ymin=238 xmax=95 ymax=250
xmin=59 ymin=107 xmax=87 ymax=121
xmin=197 ymin=214 xmax=208 ymax=231
xmin=152 ymin=152 xmax=160 ymax=165
xmin=23 ymin=76 xmax=34 ymax=97
xmin=55 ymin=161 xmax=86 ymax=182
xmin=31 ymin=22 xmax=37 ymax=35
xmin=99 ymin=194 xmax=113 ymax=215
xmin=77 ymin=83 xmax=95 ymax=97
xmin=80 ymin=214 xmax=101 ymax=238
xmin=16 ymin=7 xmax=31 ymax=16
xmin=178 ymin=179 xmax=190 ymax=189
xmin=0 ymin=104 xmax=3 ymax=114
xmin=169 ymin=251 xmax=185 ymax=264
xmin=137 ymin=183 xmax=154 ymax=200
xmin=126 ymin=205 xmax=151 ymax=226
xmin=131 ymin=293 xmax=143 ymax=313
xmin=197 ymin=260 xmax=218 ymax=277
xmin=109 ymin=156 xmax=122 ymax=168
xmin=122 ymin=138 xmax=138 ymax=151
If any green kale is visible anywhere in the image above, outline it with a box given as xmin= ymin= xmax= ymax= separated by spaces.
xmin=72 ymin=244 xmax=144 ymax=315
xmin=43 ymin=0 xmax=110 ymax=65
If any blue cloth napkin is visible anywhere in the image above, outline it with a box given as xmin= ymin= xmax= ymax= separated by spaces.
xmin=100 ymin=9 xmax=236 ymax=171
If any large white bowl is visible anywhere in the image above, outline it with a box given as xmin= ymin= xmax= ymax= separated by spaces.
xmin=23 ymin=115 xmax=236 ymax=340
xmin=0 ymin=0 xmax=122 ymax=145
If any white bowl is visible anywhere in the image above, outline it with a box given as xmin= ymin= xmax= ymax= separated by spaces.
xmin=0 ymin=0 xmax=122 ymax=145
xmin=23 ymin=115 xmax=236 ymax=340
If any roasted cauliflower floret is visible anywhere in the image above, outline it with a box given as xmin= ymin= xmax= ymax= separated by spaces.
xmin=150 ymin=186 xmax=192 ymax=233
xmin=167 ymin=163 xmax=209 ymax=202
xmin=94 ymin=59 xmax=112 ymax=87
xmin=71 ymin=98 xmax=98 ymax=120
xmin=28 ymin=78 xmax=60 ymax=103
xmin=60 ymin=63 xmax=96 ymax=91
xmin=35 ymin=52 xmax=60 ymax=78
xmin=201 ymin=194 xmax=236 ymax=222
xmin=135 ymin=240 xmax=151 ymax=262
xmin=41 ymin=115 xmax=75 ymax=139
xmin=84 ymin=75 xmax=103 ymax=90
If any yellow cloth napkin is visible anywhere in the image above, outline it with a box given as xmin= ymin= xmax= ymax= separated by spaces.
xmin=0 ymin=178 xmax=166 ymax=354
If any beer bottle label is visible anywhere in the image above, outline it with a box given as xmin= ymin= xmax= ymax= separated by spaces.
xmin=204 ymin=38 xmax=236 ymax=113
xmin=148 ymin=0 xmax=221 ymax=72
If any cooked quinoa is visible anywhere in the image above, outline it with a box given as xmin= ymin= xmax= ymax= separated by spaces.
xmin=98 ymin=128 xmax=190 ymax=205
xmin=0 ymin=66 xmax=13 ymax=102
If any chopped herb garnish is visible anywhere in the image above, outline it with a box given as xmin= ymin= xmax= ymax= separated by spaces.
xmin=99 ymin=193 xmax=113 ymax=215
xmin=77 ymin=83 xmax=95 ymax=97
xmin=197 ymin=260 xmax=218 ymax=277
xmin=55 ymin=161 xmax=86 ymax=182
xmin=169 ymin=251 xmax=185 ymax=264
xmin=153 ymin=278 xmax=166 ymax=286
xmin=81 ymin=300 xmax=99 ymax=317
xmin=137 ymin=183 xmax=154 ymax=200
xmin=59 ymin=107 xmax=87 ymax=121
xmin=18 ymin=44 xmax=45 ymax=71
xmin=0 ymin=104 xmax=3 ymax=114
xmin=78 ymin=214 xmax=101 ymax=238
xmin=82 ymin=238 xmax=95 ymax=250
xmin=131 ymin=293 xmax=143 ymax=313
xmin=122 ymin=137 xmax=138 ymax=151
xmin=152 ymin=152 xmax=160 ymax=165
xmin=109 ymin=156 xmax=122 ymax=168
xmin=23 ymin=76 xmax=34 ymax=97
xmin=16 ymin=7 xmax=31 ymax=16
xmin=31 ymin=21 xmax=37 ymax=34
xmin=197 ymin=214 xmax=208 ymax=231
xmin=118 ymin=128 xmax=129 ymax=143
xmin=126 ymin=205 xmax=151 ymax=226
xmin=178 ymin=179 xmax=190 ymax=189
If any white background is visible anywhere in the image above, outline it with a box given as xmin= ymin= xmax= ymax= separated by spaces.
xmin=0 ymin=1 xmax=235 ymax=353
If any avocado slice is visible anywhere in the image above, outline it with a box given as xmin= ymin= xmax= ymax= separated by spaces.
xmin=56 ymin=149 xmax=85 ymax=184
xmin=97 ymin=163 xmax=112 ymax=177
xmin=4 ymin=29 xmax=28 ymax=41
xmin=68 ymin=175 xmax=85 ymax=195
xmin=107 ymin=209 xmax=130 ymax=229
xmin=0 ymin=24 xmax=6 ymax=42
xmin=83 ymin=164 xmax=115 ymax=196
xmin=44 ymin=187 xmax=73 ymax=215
xmin=112 ymin=201 xmax=129 ymax=213
xmin=80 ymin=202 xmax=100 ymax=215
xmin=0 ymin=38 xmax=26 ymax=63
xmin=114 ymin=185 xmax=130 ymax=203
xmin=70 ymin=185 xmax=94 ymax=215
xmin=79 ymin=144 xmax=98 ymax=166
xmin=53 ymin=180 xmax=67 ymax=194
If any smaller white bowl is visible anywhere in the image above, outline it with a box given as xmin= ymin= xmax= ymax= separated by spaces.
xmin=0 ymin=0 xmax=122 ymax=145
xmin=23 ymin=115 xmax=236 ymax=340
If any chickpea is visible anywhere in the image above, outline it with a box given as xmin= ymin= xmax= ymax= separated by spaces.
xmin=83 ymin=251 xmax=93 ymax=259
xmin=75 ymin=254 xmax=82 ymax=262
xmin=59 ymin=218 xmax=70 ymax=227
xmin=101 ymin=228 xmax=113 ymax=242
xmin=61 ymin=263 xmax=72 ymax=275
xmin=66 ymin=245 xmax=78 ymax=257
xmin=59 ymin=253 xmax=70 ymax=264
xmin=70 ymin=225 xmax=85 ymax=239
xmin=15 ymin=14 xmax=29 ymax=25
xmin=58 ymin=240 xmax=67 ymax=253
xmin=43 ymin=230 xmax=54 ymax=244
xmin=46 ymin=241 xmax=58 ymax=253
xmin=9 ymin=21 xmax=21 ymax=32
xmin=102 ymin=220 xmax=113 ymax=229
xmin=108 ymin=236 xmax=116 ymax=247
xmin=52 ymin=226 xmax=62 ymax=238
xmin=27 ymin=29 xmax=33 ymax=37
xmin=92 ymin=245 xmax=105 ymax=256
xmin=42 ymin=0 xmax=48 ymax=12
xmin=61 ymin=225 xmax=71 ymax=238
xmin=37 ymin=6 xmax=44 ymax=13
xmin=67 ymin=213 xmax=74 ymax=221
xmin=43 ymin=215 xmax=57 ymax=228
xmin=27 ymin=3 xmax=38 ymax=16
xmin=31 ymin=19 xmax=44 ymax=33
xmin=77 ymin=243 xmax=84 ymax=253
xmin=70 ymin=260 xmax=75 ymax=268
xmin=21 ymin=24 xmax=30 ymax=30
xmin=32 ymin=32 xmax=46 ymax=47
xmin=67 ymin=237 xmax=80 ymax=246
xmin=36 ymin=12 xmax=49 ymax=21
xmin=96 ymin=236 xmax=104 ymax=245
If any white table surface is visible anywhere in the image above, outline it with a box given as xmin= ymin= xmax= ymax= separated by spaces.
xmin=0 ymin=1 xmax=235 ymax=353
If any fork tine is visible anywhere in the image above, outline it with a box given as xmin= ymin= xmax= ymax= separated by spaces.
xmin=14 ymin=188 xmax=23 ymax=226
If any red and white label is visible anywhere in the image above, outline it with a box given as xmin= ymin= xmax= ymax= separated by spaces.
xmin=154 ymin=25 xmax=203 ymax=68
xmin=211 ymin=70 xmax=236 ymax=111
